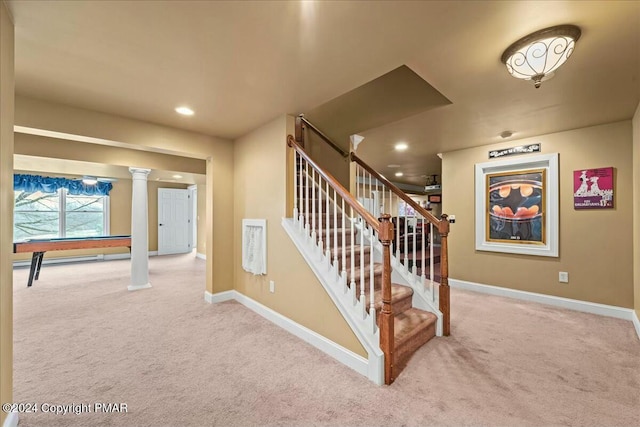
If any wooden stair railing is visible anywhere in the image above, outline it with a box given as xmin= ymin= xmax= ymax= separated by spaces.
xmin=287 ymin=135 xmax=396 ymax=384
xmin=350 ymin=152 xmax=451 ymax=336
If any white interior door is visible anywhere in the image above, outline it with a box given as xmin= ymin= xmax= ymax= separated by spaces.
xmin=188 ymin=185 xmax=197 ymax=249
xmin=158 ymin=188 xmax=191 ymax=255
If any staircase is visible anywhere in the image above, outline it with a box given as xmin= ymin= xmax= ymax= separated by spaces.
xmin=283 ymin=116 xmax=451 ymax=385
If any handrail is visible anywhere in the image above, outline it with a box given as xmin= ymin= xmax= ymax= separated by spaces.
xmin=350 ymin=152 xmax=449 ymax=234
xmin=296 ymin=114 xmax=350 ymax=158
xmin=288 ymin=135 xmax=379 ymax=232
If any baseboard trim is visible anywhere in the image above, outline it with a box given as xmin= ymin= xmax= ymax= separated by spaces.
xmin=449 ymin=278 xmax=636 ymax=322
xmin=633 ymin=311 xmax=640 ymax=341
xmin=195 ymin=252 xmax=206 ymax=260
xmin=2 ymin=412 xmax=19 ymax=427
xmin=204 ymin=290 xmax=369 ymax=377
xmin=204 ymin=290 xmax=235 ymax=304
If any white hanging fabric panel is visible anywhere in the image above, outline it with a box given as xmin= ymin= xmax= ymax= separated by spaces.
xmin=242 ymin=219 xmax=267 ymax=275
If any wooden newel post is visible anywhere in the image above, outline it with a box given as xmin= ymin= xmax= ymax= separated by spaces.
xmin=378 ymin=214 xmax=395 ymax=384
xmin=438 ymin=214 xmax=450 ymax=336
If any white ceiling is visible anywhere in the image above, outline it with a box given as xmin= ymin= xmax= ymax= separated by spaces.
xmin=7 ymin=1 xmax=640 ymax=186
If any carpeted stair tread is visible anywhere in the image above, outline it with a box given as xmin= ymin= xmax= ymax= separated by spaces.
xmin=348 ymin=262 xmax=383 ymax=284
xmin=393 ymin=308 xmax=437 ymax=366
xmin=336 ymin=244 xmax=372 ymax=256
xmin=372 ymin=285 xmax=414 ymax=315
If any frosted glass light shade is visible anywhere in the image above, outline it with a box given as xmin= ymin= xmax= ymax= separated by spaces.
xmin=501 ymin=25 xmax=581 ymax=88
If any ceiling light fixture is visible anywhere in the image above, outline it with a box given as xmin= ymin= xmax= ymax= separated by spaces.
xmin=172 ymin=174 xmax=183 ymax=179
xmin=395 ymin=172 xmax=403 ymax=177
xmin=175 ymin=106 xmax=195 ymax=116
xmin=501 ymin=25 xmax=581 ymax=88
xmin=394 ymin=143 xmax=408 ymax=151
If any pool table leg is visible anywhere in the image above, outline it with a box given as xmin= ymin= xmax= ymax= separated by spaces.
xmin=27 ymin=251 xmax=45 ymax=287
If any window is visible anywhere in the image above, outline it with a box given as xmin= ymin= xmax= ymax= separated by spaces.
xmin=14 ymin=189 xmax=109 ymax=241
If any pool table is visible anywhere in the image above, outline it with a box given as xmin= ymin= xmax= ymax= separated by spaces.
xmin=13 ymin=235 xmax=132 ymax=287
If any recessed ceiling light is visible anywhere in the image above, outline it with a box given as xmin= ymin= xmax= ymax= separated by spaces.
xmin=172 ymin=174 xmax=183 ymax=179
xmin=395 ymin=172 xmax=403 ymax=177
xmin=394 ymin=143 xmax=408 ymax=151
xmin=387 ymin=164 xmax=401 ymax=168
xmin=500 ymin=130 xmax=514 ymax=139
xmin=175 ymin=106 xmax=194 ymax=116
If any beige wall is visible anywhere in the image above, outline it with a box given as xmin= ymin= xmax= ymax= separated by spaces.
xmin=307 ymin=132 xmax=351 ymax=189
xmin=14 ymin=95 xmax=234 ymax=296
xmin=443 ymin=121 xmax=634 ymax=308
xmin=0 ymin=2 xmax=14 ymax=423
xmin=233 ymin=115 xmax=365 ymax=356
xmin=633 ymin=104 xmax=640 ymax=319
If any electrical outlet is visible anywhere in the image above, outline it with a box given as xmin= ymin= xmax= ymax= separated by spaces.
xmin=559 ymin=272 xmax=569 ymax=283
xmin=269 ymin=280 xmax=275 ymax=293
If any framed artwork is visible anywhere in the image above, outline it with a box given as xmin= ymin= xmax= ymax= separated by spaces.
xmin=573 ymin=167 xmax=614 ymax=209
xmin=428 ymin=194 xmax=441 ymax=204
xmin=475 ymin=153 xmax=559 ymax=257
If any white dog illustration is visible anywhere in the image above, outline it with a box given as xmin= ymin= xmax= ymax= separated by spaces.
xmin=575 ymin=170 xmax=589 ymax=196
xmin=589 ymin=176 xmax=604 ymax=196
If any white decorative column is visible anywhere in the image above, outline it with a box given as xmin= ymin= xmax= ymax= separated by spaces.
xmin=128 ymin=167 xmax=152 ymax=291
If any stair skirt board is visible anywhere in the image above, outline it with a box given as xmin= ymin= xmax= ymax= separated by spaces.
xmin=204 ymin=290 xmax=378 ymax=383
xmin=449 ymin=278 xmax=640 ymax=341
xmin=282 ymin=217 xmax=384 ymax=384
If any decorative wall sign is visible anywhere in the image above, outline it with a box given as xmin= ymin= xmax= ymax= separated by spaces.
xmin=428 ymin=194 xmax=441 ymax=204
xmin=475 ymin=153 xmax=559 ymax=257
xmin=488 ymin=143 xmax=541 ymax=159
xmin=573 ymin=167 xmax=614 ymax=209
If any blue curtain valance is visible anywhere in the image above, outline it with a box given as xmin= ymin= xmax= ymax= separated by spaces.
xmin=14 ymin=174 xmax=113 ymax=196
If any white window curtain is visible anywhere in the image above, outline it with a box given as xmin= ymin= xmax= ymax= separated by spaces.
xmin=242 ymin=219 xmax=267 ymax=275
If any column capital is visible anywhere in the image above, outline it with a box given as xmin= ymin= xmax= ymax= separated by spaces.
xmin=129 ymin=167 xmax=151 ymax=178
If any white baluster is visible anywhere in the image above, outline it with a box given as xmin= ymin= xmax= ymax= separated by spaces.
xmin=430 ymin=222 xmax=435 ymax=292
xmin=333 ymin=188 xmax=338 ymax=267
xmin=369 ymin=228 xmax=375 ymax=314
xmin=293 ymin=151 xmax=298 ymax=223
xmin=421 ymin=214 xmax=426 ymax=284
xmin=304 ymin=162 xmax=310 ymax=234
xmin=325 ymin=180 xmax=331 ymax=264
xmin=412 ymin=210 xmax=417 ymax=276
xmin=341 ymin=198 xmax=346 ymax=275
xmin=360 ymin=217 xmax=365 ymax=307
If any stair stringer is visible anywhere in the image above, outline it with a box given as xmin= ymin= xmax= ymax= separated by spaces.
xmin=281 ymin=217 xmax=384 ymax=385
xmin=355 ymin=222 xmax=444 ymax=337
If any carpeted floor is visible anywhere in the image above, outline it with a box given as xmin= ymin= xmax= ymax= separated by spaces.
xmin=12 ymin=253 xmax=640 ymax=427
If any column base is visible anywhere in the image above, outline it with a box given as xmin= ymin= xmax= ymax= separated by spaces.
xmin=128 ymin=283 xmax=152 ymax=292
